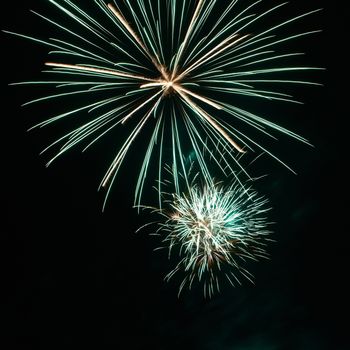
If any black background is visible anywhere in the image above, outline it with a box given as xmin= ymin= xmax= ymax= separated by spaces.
xmin=2 ymin=0 xmax=347 ymax=349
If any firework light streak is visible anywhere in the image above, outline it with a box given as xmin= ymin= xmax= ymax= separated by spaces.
xmin=141 ymin=181 xmax=272 ymax=297
xmin=5 ymin=0 xmax=322 ymax=208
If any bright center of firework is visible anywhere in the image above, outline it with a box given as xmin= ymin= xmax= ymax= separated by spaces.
xmin=162 ymin=77 xmax=178 ymax=94
xmin=139 ymin=67 xmax=182 ymax=96
xmin=166 ymin=81 xmax=173 ymax=89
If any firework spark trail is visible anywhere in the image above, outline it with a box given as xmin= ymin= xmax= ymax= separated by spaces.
xmin=100 ymin=93 xmax=164 ymax=190
xmin=45 ymin=62 xmax=158 ymax=81
xmin=171 ymin=0 xmax=205 ymax=80
xmin=107 ymin=3 xmax=168 ymax=80
xmin=175 ymin=34 xmax=250 ymax=82
xmin=6 ymin=0 xmax=322 ymax=207
xmin=176 ymin=88 xmax=246 ymax=153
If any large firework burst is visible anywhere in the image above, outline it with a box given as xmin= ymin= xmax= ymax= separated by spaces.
xmin=6 ymin=0 xmax=321 ymax=207
xmin=146 ymin=180 xmax=271 ymax=297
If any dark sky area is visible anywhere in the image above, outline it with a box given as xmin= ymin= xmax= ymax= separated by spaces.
xmin=2 ymin=0 xmax=347 ymax=349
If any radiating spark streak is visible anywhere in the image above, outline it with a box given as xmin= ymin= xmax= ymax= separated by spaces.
xmin=107 ymin=3 xmax=167 ymax=80
xmin=176 ymin=34 xmax=249 ymax=82
xmin=188 ymin=109 xmax=252 ymax=180
xmin=177 ymin=89 xmax=245 ymax=153
xmin=101 ymin=96 xmax=162 ymax=191
xmin=181 ymin=110 xmax=216 ymax=187
xmin=107 ymin=3 xmax=146 ymax=49
xmin=30 ymin=10 xmax=112 ymax=55
xmin=181 ymin=34 xmax=241 ymax=79
xmin=48 ymin=37 xmax=116 ymax=66
xmin=176 ymin=86 xmax=222 ymax=110
xmin=120 ymin=90 xmax=163 ymax=124
xmin=135 ymin=114 xmax=164 ymax=208
xmin=36 ymin=96 xmax=122 ymax=156
xmin=49 ymin=0 xmax=111 ymax=44
xmin=45 ymin=62 xmax=156 ymax=81
xmin=139 ymin=81 xmax=165 ymax=89
xmin=140 ymin=83 xmax=223 ymax=110
xmin=171 ymin=0 xmax=205 ymax=80
xmin=126 ymin=0 xmax=161 ymax=65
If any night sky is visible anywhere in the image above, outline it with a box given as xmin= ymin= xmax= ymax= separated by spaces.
xmin=2 ymin=0 xmax=347 ymax=349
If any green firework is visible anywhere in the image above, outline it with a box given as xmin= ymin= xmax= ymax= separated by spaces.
xmin=6 ymin=0 xmax=322 ymax=207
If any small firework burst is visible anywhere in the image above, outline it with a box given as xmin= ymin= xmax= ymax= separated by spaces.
xmin=150 ymin=181 xmax=272 ymax=297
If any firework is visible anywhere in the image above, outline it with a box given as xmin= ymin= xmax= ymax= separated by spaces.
xmin=6 ymin=0 xmax=322 ymax=207
xmin=144 ymin=180 xmax=272 ymax=297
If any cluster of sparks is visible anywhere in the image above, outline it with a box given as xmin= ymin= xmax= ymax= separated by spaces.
xmin=7 ymin=0 xmax=321 ymax=295
xmin=153 ymin=182 xmax=271 ymax=297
